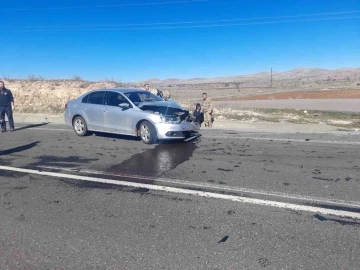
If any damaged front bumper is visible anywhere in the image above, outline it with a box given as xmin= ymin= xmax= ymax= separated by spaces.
xmin=155 ymin=121 xmax=200 ymax=140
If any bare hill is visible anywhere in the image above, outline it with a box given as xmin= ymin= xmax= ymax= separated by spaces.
xmin=144 ymin=67 xmax=360 ymax=86
xmin=1 ymin=67 xmax=360 ymax=115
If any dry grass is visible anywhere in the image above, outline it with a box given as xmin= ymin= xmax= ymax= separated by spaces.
xmin=3 ymin=68 xmax=360 ymax=129
xmin=5 ymin=79 xmax=140 ymax=114
xmin=208 ymin=108 xmax=360 ymax=128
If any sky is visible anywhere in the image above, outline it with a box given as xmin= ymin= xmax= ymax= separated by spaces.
xmin=0 ymin=0 xmax=359 ymax=82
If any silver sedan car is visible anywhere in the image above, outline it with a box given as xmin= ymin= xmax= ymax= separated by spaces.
xmin=64 ymin=88 xmax=200 ymax=144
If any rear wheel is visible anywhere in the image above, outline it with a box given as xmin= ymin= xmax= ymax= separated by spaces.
xmin=139 ymin=120 xmax=157 ymax=144
xmin=73 ymin=116 xmax=89 ymax=136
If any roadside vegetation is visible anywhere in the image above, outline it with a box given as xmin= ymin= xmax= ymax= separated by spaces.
xmin=211 ymin=108 xmax=360 ymax=129
xmin=2 ymin=70 xmax=360 ymax=129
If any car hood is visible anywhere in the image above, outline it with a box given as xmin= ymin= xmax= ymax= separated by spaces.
xmin=138 ymin=100 xmax=185 ymax=111
xmin=138 ymin=100 xmax=189 ymax=121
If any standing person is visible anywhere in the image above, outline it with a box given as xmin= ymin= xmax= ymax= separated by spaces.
xmin=193 ymin=103 xmax=204 ymax=126
xmin=201 ymin=92 xmax=213 ymax=127
xmin=144 ymin=83 xmax=150 ymax=91
xmin=0 ymin=81 xmax=15 ymax=132
xmin=144 ymin=83 xmax=164 ymax=99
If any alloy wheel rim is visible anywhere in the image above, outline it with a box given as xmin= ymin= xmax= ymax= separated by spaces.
xmin=140 ymin=124 xmax=150 ymax=142
xmin=75 ymin=119 xmax=84 ymax=134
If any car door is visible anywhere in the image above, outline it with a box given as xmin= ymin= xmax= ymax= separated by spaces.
xmin=103 ymin=91 xmax=134 ymax=134
xmin=83 ymin=91 xmax=106 ymax=131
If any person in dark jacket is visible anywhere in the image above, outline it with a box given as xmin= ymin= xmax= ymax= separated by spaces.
xmin=0 ymin=81 xmax=15 ymax=132
xmin=193 ymin=103 xmax=204 ymax=126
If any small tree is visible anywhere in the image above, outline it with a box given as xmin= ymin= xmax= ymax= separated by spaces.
xmin=72 ymin=75 xmax=82 ymax=81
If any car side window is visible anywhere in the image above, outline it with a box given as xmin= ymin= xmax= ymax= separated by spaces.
xmin=106 ymin=92 xmax=129 ymax=107
xmin=82 ymin=94 xmax=89 ymax=103
xmin=88 ymin=91 xmax=105 ymax=105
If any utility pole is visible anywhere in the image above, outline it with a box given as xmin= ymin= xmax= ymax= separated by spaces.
xmin=270 ymin=68 xmax=273 ymax=88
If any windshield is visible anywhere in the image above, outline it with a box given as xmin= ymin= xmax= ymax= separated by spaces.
xmin=124 ymin=91 xmax=164 ymax=106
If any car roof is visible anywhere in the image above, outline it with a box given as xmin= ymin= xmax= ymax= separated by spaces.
xmin=87 ymin=88 xmax=146 ymax=94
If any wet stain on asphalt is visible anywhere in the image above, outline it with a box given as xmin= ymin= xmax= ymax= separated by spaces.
xmin=313 ymin=214 xmax=360 ymax=227
xmin=227 ymin=210 xmax=235 ymax=215
xmin=258 ymin=258 xmax=271 ymax=268
xmin=329 ymin=219 xmax=360 ymax=227
xmin=309 ymin=203 xmax=360 ymax=214
xmin=130 ymin=188 xmax=150 ymax=193
xmin=217 ymin=168 xmax=234 ymax=172
xmin=10 ymin=186 xmax=29 ymax=190
xmin=204 ymin=148 xmax=225 ymax=152
xmin=60 ymin=179 xmax=127 ymax=191
xmin=146 ymin=193 xmax=192 ymax=202
xmin=29 ymin=155 xmax=98 ymax=168
xmin=0 ymin=157 xmax=15 ymax=166
xmin=263 ymin=168 xmax=279 ymax=173
xmin=314 ymin=214 xmax=327 ymax=221
xmin=312 ymin=176 xmax=356 ymax=182
xmin=218 ymin=236 xmax=229 ymax=243
xmin=0 ymin=171 xmax=26 ymax=178
xmin=312 ymin=169 xmax=322 ymax=175
xmin=107 ymin=141 xmax=198 ymax=177
xmin=313 ymin=177 xmax=340 ymax=182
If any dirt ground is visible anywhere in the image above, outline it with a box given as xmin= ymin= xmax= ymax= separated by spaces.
xmin=213 ymin=89 xmax=360 ymax=101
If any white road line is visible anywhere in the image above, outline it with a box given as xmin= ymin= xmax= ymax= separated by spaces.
xmin=208 ymin=135 xmax=360 ymax=145
xmin=1 ymin=165 xmax=359 ymax=219
xmin=37 ymin=165 xmax=360 ymax=208
xmin=23 ymin=127 xmax=360 ymax=145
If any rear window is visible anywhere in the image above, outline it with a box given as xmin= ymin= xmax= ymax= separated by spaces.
xmin=88 ymin=91 xmax=106 ymax=105
xmin=82 ymin=94 xmax=89 ymax=103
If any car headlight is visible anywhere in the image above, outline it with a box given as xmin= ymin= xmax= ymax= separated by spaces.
xmin=160 ymin=115 xmax=181 ymax=124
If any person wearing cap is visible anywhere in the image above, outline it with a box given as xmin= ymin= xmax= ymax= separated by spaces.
xmin=0 ymin=81 xmax=15 ymax=132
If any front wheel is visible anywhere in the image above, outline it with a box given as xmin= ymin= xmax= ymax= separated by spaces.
xmin=73 ymin=116 xmax=89 ymax=136
xmin=139 ymin=120 xmax=157 ymax=144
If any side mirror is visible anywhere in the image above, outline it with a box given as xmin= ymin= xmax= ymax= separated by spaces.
xmin=119 ymin=103 xmax=130 ymax=109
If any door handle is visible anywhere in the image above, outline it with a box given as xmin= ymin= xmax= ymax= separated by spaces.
xmin=83 ymin=108 xmax=87 ymax=111
xmin=104 ymin=110 xmax=108 ymax=113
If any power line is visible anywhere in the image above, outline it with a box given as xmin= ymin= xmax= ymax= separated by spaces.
xmin=2 ymin=16 xmax=359 ymax=31
xmin=0 ymin=0 xmax=207 ymax=11
xmin=120 ymin=16 xmax=360 ymax=30
xmin=4 ymin=10 xmax=360 ymax=30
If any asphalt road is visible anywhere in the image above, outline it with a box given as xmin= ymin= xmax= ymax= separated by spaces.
xmin=1 ymin=123 xmax=360 ymax=270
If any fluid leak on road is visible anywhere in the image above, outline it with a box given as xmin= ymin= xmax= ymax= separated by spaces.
xmin=33 ymin=139 xmax=199 ymax=191
xmin=107 ymin=140 xmax=199 ymax=178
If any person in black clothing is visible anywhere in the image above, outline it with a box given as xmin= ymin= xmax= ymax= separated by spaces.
xmin=193 ymin=103 xmax=204 ymax=126
xmin=0 ymin=81 xmax=15 ymax=132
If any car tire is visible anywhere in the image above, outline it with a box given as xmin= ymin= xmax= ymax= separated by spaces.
xmin=73 ymin=116 xmax=89 ymax=136
xmin=139 ymin=120 xmax=157 ymax=144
